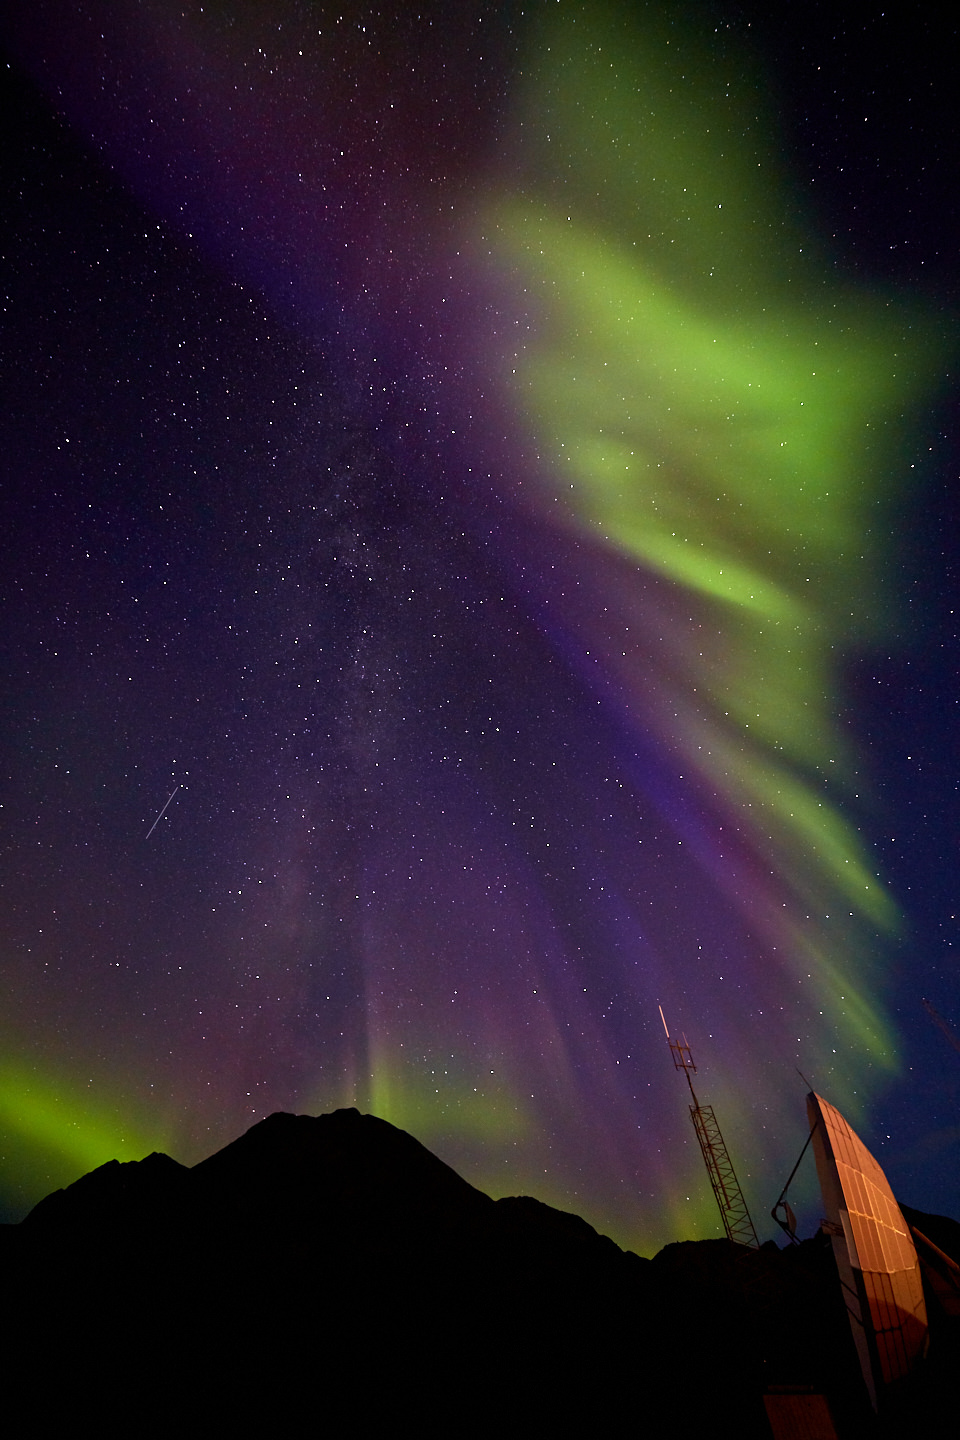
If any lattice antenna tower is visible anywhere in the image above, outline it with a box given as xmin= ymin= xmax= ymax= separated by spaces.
xmin=659 ymin=1006 xmax=759 ymax=1249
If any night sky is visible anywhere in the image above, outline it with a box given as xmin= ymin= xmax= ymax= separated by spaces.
xmin=1 ymin=1 xmax=957 ymax=1252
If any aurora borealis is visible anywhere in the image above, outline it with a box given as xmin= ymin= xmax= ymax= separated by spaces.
xmin=1 ymin=2 xmax=957 ymax=1250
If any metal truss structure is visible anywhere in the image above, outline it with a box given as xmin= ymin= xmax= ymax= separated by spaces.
xmin=689 ymin=1101 xmax=759 ymax=1249
xmin=659 ymin=1006 xmax=759 ymax=1249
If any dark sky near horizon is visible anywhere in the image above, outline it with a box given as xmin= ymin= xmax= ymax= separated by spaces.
xmin=1 ymin=1 xmax=957 ymax=1251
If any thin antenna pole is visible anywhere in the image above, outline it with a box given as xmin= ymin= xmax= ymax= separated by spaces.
xmin=922 ymin=999 xmax=960 ymax=1058
xmin=771 ymin=1116 xmax=819 ymax=1243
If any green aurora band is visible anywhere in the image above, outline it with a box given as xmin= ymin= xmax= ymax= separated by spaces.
xmin=468 ymin=4 xmax=950 ymax=1238
xmin=2 ymin=4 xmax=952 ymax=1250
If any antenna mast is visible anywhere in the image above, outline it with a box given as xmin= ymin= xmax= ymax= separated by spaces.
xmin=659 ymin=1006 xmax=759 ymax=1249
xmin=922 ymin=998 xmax=960 ymax=1058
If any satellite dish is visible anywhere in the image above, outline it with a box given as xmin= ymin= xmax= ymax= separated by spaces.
xmin=807 ymin=1092 xmax=928 ymax=1409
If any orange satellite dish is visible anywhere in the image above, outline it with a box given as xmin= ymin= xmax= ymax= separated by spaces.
xmin=807 ymin=1092 xmax=928 ymax=1408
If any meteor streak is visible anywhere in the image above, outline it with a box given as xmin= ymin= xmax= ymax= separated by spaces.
xmin=145 ymin=786 xmax=180 ymax=840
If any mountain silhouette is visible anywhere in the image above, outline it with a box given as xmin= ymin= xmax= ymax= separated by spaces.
xmin=5 ymin=1108 xmax=957 ymax=1436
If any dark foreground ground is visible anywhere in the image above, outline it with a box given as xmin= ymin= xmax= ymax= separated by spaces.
xmin=3 ymin=1109 xmax=958 ymax=1436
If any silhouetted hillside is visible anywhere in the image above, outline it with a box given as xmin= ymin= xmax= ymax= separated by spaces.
xmin=5 ymin=1109 xmax=957 ymax=1436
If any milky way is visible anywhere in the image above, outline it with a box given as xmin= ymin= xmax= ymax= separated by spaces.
xmin=2 ymin=2 xmax=957 ymax=1249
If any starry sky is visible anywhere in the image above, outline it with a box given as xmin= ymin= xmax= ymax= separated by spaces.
xmin=1 ymin=1 xmax=957 ymax=1251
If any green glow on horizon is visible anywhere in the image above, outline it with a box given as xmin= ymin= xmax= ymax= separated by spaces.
xmin=0 ymin=1061 xmax=170 ymax=1203
xmin=365 ymin=1048 xmax=533 ymax=1147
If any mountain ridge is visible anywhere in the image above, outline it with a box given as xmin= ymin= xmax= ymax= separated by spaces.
xmin=6 ymin=1107 xmax=957 ymax=1436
